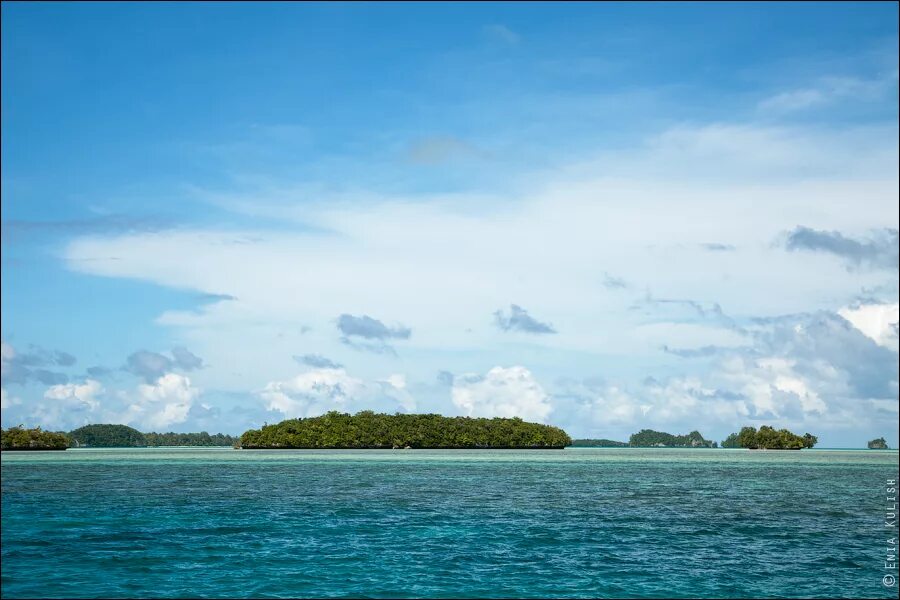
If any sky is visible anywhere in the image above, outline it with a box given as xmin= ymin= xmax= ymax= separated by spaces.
xmin=1 ymin=2 xmax=898 ymax=447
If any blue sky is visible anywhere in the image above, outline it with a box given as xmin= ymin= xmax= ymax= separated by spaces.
xmin=2 ymin=2 xmax=898 ymax=446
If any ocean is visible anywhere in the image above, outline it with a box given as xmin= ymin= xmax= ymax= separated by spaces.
xmin=2 ymin=447 xmax=898 ymax=598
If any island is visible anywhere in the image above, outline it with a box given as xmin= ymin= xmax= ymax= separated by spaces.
xmin=239 ymin=411 xmax=572 ymax=449
xmin=1 ymin=426 xmax=69 ymax=451
xmin=628 ymin=429 xmax=717 ymax=448
xmin=69 ymin=424 xmax=238 ymax=447
xmin=569 ymin=438 xmax=630 ymax=447
xmin=721 ymin=426 xmax=817 ymax=449
xmin=868 ymin=437 xmax=889 ymax=449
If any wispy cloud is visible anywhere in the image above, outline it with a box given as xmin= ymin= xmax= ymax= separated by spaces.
xmin=494 ymin=304 xmax=557 ymax=334
xmin=483 ymin=24 xmax=520 ymax=45
xmin=294 ymin=354 xmax=342 ymax=369
xmin=783 ymin=226 xmax=898 ymax=270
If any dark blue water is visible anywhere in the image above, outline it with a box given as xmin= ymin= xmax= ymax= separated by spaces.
xmin=2 ymin=448 xmax=898 ymax=598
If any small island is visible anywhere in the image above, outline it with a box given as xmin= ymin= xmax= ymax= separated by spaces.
xmin=721 ymin=426 xmax=817 ymax=450
xmin=571 ymin=430 xmax=717 ymax=448
xmin=1 ymin=426 xmax=69 ymax=451
xmin=569 ymin=438 xmax=630 ymax=448
xmin=239 ymin=411 xmax=572 ymax=449
xmin=867 ymin=437 xmax=889 ymax=449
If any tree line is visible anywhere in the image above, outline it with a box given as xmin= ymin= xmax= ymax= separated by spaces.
xmin=1 ymin=424 xmax=238 ymax=449
xmin=1 ymin=426 xmax=69 ymax=450
xmin=239 ymin=411 xmax=572 ymax=449
xmin=68 ymin=424 xmax=238 ymax=447
xmin=721 ymin=426 xmax=816 ymax=449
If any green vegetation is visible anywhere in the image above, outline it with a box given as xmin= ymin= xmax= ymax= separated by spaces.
xmin=143 ymin=431 xmax=237 ymax=447
xmin=727 ymin=426 xmax=817 ymax=449
xmin=868 ymin=437 xmax=889 ymax=449
xmin=240 ymin=411 xmax=572 ymax=449
xmin=569 ymin=438 xmax=629 ymax=447
xmin=721 ymin=432 xmax=741 ymax=448
xmin=68 ymin=424 xmax=237 ymax=447
xmin=1 ymin=426 xmax=69 ymax=451
xmin=628 ymin=429 xmax=716 ymax=448
xmin=69 ymin=424 xmax=146 ymax=447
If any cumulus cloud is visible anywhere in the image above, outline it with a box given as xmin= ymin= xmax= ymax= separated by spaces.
xmin=553 ymin=306 xmax=898 ymax=440
xmin=783 ymin=226 xmax=898 ymax=270
xmin=293 ymin=354 xmax=342 ymax=369
xmin=451 ymin=366 xmax=553 ymax=422
xmin=44 ymin=379 xmax=103 ymax=412
xmin=493 ymin=304 xmax=557 ymax=334
xmin=125 ymin=347 xmax=204 ymax=382
xmin=125 ymin=373 xmax=200 ymax=430
xmin=838 ymin=302 xmax=899 ymax=351
xmin=260 ymin=368 xmax=413 ymax=418
xmin=28 ymin=379 xmax=107 ymax=429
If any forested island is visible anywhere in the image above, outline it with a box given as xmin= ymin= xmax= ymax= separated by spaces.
xmin=721 ymin=426 xmax=817 ymax=449
xmin=629 ymin=429 xmax=716 ymax=447
xmin=1 ymin=424 xmax=238 ymax=450
xmin=1 ymin=426 xmax=69 ymax=451
xmin=868 ymin=437 xmax=889 ymax=449
xmin=68 ymin=424 xmax=237 ymax=447
xmin=569 ymin=438 xmax=630 ymax=447
xmin=239 ymin=411 xmax=572 ymax=449
xmin=572 ymin=430 xmax=717 ymax=448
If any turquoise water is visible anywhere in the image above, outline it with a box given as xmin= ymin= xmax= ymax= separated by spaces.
xmin=2 ymin=448 xmax=898 ymax=598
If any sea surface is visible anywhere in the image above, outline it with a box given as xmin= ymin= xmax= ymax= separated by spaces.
xmin=2 ymin=447 xmax=898 ymax=598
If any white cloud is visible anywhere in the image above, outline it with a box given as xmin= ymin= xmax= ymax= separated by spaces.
xmin=1 ymin=341 xmax=14 ymax=378
xmin=44 ymin=379 xmax=103 ymax=411
xmin=57 ymin=119 xmax=899 ymax=444
xmin=451 ymin=366 xmax=552 ymax=422
xmin=260 ymin=368 xmax=414 ymax=418
xmin=838 ymin=302 xmax=899 ymax=350
xmin=124 ymin=373 xmax=199 ymax=430
xmin=758 ymin=73 xmax=898 ymax=113
xmin=1 ymin=388 xmax=21 ymax=411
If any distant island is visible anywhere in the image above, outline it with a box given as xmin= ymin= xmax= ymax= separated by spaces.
xmin=239 ymin=411 xmax=572 ymax=449
xmin=721 ymin=426 xmax=817 ymax=449
xmin=569 ymin=438 xmax=630 ymax=448
xmin=1 ymin=424 xmax=238 ymax=450
xmin=572 ymin=429 xmax=717 ymax=448
xmin=1 ymin=426 xmax=69 ymax=451
xmin=68 ymin=424 xmax=238 ymax=448
xmin=868 ymin=437 xmax=889 ymax=449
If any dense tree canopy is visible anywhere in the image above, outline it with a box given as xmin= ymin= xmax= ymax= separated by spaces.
xmin=67 ymin=424 xmax=237 ymax=447
xmin=69 ymin=424 xmax=147 ymax=447
xmin=721 ymin=432 xmax=741 ymax=448
xmin=240 ymin=411 xmax=572 ymax=449
xmin=1 ymin=426 xmax=69 ymax=450
xmin=569 ymin=439 xmax=629 ymax=447
xmin=143 ymin=432 xmax=237 ymax=447
xmin=730 ymin=426 xmax=817 ymax=449
xmin=628 ymin=429 xmax=716 ymax=448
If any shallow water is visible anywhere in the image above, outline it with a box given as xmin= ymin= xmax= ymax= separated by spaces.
xmin=2 ymin=447 xmax=898 ymax=598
